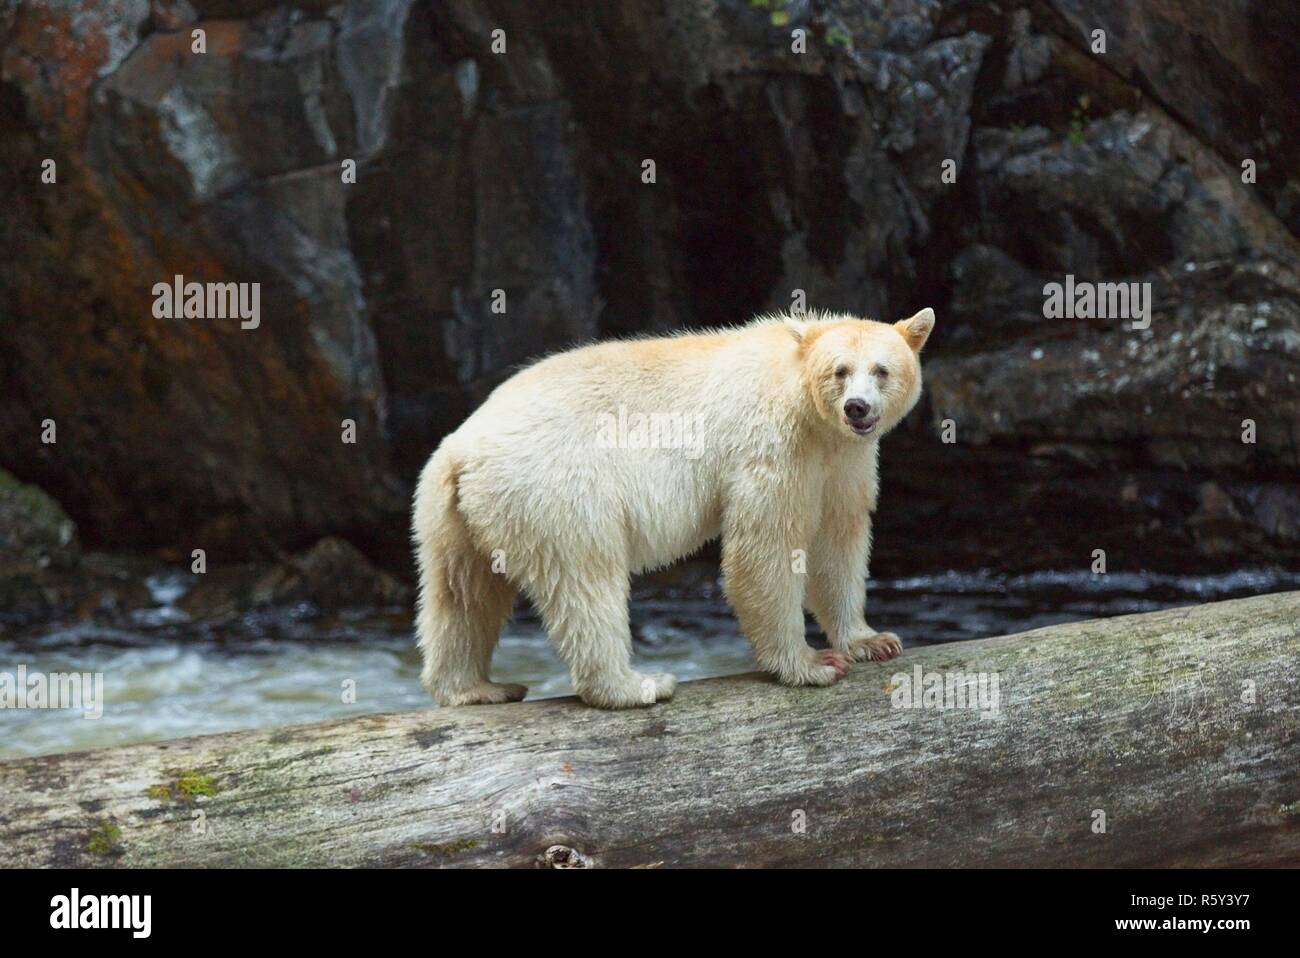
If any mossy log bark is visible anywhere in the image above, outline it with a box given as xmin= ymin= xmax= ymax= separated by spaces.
xmin=3 ymin=592 xmax=1299 ymax=868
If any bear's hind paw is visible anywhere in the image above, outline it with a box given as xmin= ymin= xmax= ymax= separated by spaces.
xmin=648 ymin=672 xmax=678 ymax=700
xmin=579 ymin=671 xmax=677 ymax=709
xmin=437 ymin=681 xmax=529 ymax=706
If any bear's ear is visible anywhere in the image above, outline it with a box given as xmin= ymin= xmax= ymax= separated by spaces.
xmin=783 ymin=316 xmax=808 ymax=345
xmin=894 ymin=307 xmax=935 ymax=353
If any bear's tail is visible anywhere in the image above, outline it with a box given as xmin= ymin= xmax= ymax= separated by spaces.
xmin=412 ymin=448 xmax=523 ymax=706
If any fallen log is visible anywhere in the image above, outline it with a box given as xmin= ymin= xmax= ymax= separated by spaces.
xmin=2 ymin=591 xmax=1299 ymax=868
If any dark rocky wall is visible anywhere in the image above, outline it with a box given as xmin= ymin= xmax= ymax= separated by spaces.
xmin=1 ymin=0 xmax=1297 ymax=573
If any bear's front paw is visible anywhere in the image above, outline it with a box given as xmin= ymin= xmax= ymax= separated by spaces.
xmin=778 ymin=648 xmax=851 ymax=687
xmin=846 ymin=632 xmax=903 ymax=662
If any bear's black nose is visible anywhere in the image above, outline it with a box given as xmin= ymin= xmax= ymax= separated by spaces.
xmin=844 ymin=399 xmax=873 ymax=422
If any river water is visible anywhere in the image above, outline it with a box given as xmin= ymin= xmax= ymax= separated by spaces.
xmin=2 ymin=564 xmax=1297 ymax=760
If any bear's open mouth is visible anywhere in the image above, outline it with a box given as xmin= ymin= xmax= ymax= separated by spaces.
xmin=846 ymin=416 xmax=879 ymax=436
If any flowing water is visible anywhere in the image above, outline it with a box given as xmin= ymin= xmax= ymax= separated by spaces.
xmin=3 ymin=564 xmax=1298 ymax=760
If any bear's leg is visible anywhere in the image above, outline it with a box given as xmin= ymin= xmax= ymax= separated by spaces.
xmin=529 ymin=568 xmax=676 ymax=709
xmin=414 ymin=449 xmax=526 ymax=706
xmin=722 ymin=511 xmax=850 ymax=687
xmin=807 ymin=510 xmax=902 ymax=663
xmin=416 ymin=538 xmax=525 ymax=707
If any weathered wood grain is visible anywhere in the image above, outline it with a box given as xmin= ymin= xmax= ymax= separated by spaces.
xmin=2 ymin=592 xmax=1299 ymax=867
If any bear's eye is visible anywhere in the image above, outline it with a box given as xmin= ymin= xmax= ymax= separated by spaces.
xmin=873 ymin=365 xmax=889 ymax=379
xmin=834 ymin=365 xmax=850 ymax=379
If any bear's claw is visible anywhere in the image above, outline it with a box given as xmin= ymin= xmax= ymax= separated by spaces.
xmin=776 ymin=647 xmax=851 ymax=687
xmin=847 ymin=632 xmax=903 ymax=662
xmin=818 ymin=649 xmax=852 ymax=678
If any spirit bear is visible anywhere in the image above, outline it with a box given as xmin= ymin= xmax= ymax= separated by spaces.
xmin=413 ymin=308 xmax=935 ymax=709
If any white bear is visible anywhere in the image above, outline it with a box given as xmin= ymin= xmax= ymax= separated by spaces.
xmin=413 ymin=308 xmax=935 ymax=708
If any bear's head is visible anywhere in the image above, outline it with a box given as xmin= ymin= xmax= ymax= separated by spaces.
xmin=788 ymin=308 xmax=935 ymax=441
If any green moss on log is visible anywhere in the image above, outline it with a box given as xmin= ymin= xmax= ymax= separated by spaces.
xmin=86 ymin=821 xmax=122 ymax=856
